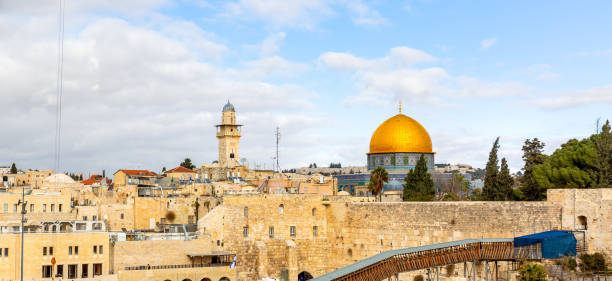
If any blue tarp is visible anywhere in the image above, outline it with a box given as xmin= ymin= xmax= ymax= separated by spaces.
xmin=514 ymin=231 xmax=577 ymax=258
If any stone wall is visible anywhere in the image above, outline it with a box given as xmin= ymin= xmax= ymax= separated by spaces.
xmin=547 ymin=188 xmax=612 ymax=257
xmin=198 ymin=190 xmax=610 ymax=281
xmin=112 ymin=239 xmax=213 ymax=272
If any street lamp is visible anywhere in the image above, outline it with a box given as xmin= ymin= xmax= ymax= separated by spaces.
xmin=17 ymin=184 xmax=28 ymax=281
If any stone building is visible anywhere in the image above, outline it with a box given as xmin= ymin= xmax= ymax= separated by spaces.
xmin=217 ymin=101 xmax=242 ymax=168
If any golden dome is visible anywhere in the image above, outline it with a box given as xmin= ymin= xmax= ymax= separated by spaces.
xmin=369 ymin=114 xmax=433 ymax=154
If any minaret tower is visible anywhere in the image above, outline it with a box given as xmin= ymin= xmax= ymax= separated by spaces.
xmin=216 ymin=101 xmax=242 ymax=168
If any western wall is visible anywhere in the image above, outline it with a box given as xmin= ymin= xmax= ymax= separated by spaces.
xmin=198 ymin=188 xmax=611 ymax=281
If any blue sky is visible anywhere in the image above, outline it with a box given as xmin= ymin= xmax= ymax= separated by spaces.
xmin=1 ymin=0 xmax=611 ymax=174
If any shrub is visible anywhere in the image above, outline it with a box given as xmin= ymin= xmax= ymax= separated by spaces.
xmin=519 ymin=263 xmax=547 ymax=281
xmin=413 ymin=275 xmax=424 ymax=281
xmin=579 ymin=253 xmax=607 ymax=272
xmin=446 ymin=264 xmax=455 ymax=277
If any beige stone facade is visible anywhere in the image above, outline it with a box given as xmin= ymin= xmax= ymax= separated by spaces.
xmin=217 ymin=103 xmax=242 ymax=168
xmin=0 ymin=232 xmax=110 ymax=280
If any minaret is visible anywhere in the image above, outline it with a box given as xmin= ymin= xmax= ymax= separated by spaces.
xmin=216 ymin=101 xmax=242 ymax=168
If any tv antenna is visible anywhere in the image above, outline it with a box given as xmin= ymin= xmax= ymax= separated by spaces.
xmin=275 ymin=127 xmax=281 ymax=173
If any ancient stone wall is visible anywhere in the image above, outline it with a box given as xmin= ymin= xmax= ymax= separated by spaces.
xmin=547 ymin=188 xmax=612 ymax=257
xmin=198 ymin=190 xmax=611 ymax=281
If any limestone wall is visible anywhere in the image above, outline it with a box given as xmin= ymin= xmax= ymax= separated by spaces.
xmin=197 ymin=190 xmax=612 ymax=281
xmin=112 ymin=239 xmax=213 ymax=272
xmin=547 ymin=188 xmax=612 ymax=257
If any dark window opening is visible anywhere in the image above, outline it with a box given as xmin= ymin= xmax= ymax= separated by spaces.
xmin=230 ymin=153 xmax=235 ymax=159
xmin=42 ymin=265 xmax=52 ymax=278
xmin=93 ymin=264 xmax=102 ymax=276
xmin=578 ymin=216 xmax=588 ymax=230
xmin=81 ymin=264 xmax=89 ymax=278
xmin=68 ymin=264 xmax=77 ymax=279
xmin=56 ymin=265 xmax=64 ymax=277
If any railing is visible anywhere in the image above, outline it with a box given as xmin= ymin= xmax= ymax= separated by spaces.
xmin=124 ymin=262 xmax=231 ymax=271
xmin=547 ymin=265 xmax=612 ymax=281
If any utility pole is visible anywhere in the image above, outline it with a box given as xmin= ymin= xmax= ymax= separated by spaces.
xmin=18 ymin=184 xmax=27 ymax=281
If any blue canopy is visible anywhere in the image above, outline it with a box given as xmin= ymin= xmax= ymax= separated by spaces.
xmin=514 ymin=231 xmax=577 ymax=258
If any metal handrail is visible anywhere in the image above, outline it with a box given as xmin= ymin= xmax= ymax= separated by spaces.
xmin=124 ymin=262 xmax=231 ymax=271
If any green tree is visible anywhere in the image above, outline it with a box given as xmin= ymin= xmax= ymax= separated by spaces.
xmin=532 ymin=138 xmax=597 ymax=190
xmin=368 ymin=166 xmax=388 ymax=202
xmin=403 ymin=155 xmax=435 ymax=201
xmin=180 ymin=158 xmax=195 ymax=170
xmin=520 ymin=138 xmax=547 ymax=200
xmin=162 ymin=167 xmax=167 ymax=173
xmin=194 ymin=198 xmax=200 ymax=222
xmin=497 ymin=158 xmax=514 ymax=200
xmin=593 ymin=120 xmax=612 ymax=186
xmin=482 ymin=137 xmax=501 ymax=200
xmin=518 ymin=264 xmax=547 ymax=281
xmin=10 ymin=163 xmax=17 ymax=174
xmin=579 ymin=253 xmax=607 ymax=272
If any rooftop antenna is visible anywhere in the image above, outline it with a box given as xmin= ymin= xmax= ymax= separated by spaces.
xmin=275 ymin=127 xmax=281 ymax=174
xmin=399 ymin=101 xmax=402 ymax=114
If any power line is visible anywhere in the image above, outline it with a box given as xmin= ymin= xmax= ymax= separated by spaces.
xmin=54 ymin=0 xmax=66 ymax=173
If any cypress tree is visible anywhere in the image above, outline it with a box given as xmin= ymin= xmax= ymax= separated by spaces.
xmin=519 ymin=138 xmax=546 ymax=200
xmin=403 ymin=155 xmax=435 ymax=201
xmin=593 ymin=120 xmax=612 ymax=186
xmin=10 ymin=163 xmax=17 ymax=174
xmin=482 ymin=137 xmax=500 ymax=200
xmin=497 ymin=158 xmax=514 ymax=200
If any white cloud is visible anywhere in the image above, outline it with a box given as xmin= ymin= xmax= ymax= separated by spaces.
xmin=480 ymin=37 xmax=498 ymax=50
xmin=223 ymin=0 xmax=332 ymax=29
xmin=528 ymin=85 xmax=612 ymax=109
xmin=244 ymin=56 xmax=310 ymax=77
xmin=0 ymin=8 xmax=327 ymax=173
xmin=260 ymin=32 xmax=286 ymax=57
xmin=319 ymin=46 xmax=527 ymax=106
xmin=221 ymin=0 xmax=386 ymax=29
xmin=525 ymin=64 xmax=560 ymax=81
xmin=344 ymin=0 xmax=388 ymax=26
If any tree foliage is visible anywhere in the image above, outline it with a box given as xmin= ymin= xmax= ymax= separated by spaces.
xmin=180 ymin=158 xmax=195 ymax=170
xmin=403 ymin=155 xmax=435 ymax=201
xmin=520 ymin=138 xmax=547 ymax=200
xmin=10 ymin=163 xmax=17 ymax=174
xmin=579 ymin=253 xmax=608 ymax=272
xmin=329 ymin=163 xmax=342 ymax=168
xmin=518 ymin=264 xmax=547 ymax=281
xmin=368 ymin=166 xmax=388 ymax=201
xmin=497 ymin=158 xmax=514 ymax=200
xmin=593 ymin=120 xmax=612 ymax=186
xmin=532 ymin=138 xmax=598 ymax=189
xmin=481 ymin=138 xmax=514 ymax=200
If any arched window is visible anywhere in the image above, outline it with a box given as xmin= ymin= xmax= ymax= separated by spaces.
xmin=244 ymin=207 xmax=248 ymax=217
xmin=578 ymin=216 xmax=588 ymax=230
xmin=279 ymin=204 xmax=284 ymax=215
xmin=311 ymin=208 xmax=316 ymax=216
xmin=219 ymin=277 xmax=230 ymax=281
xmin=298 ymin=272 xmax=313 ymax=281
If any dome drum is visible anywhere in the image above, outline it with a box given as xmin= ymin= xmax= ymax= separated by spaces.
xmin=367 ymin=152 xmax=434 ymax=173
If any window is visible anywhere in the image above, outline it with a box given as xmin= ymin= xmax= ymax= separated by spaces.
xmin=313 ymin=226 xmax=318 ymax=237
xmin=269 ymin=226 xmax=274 ymax=238
xmin=243 ymin=226 xmax=248 ymax=237
xmin=43 ymin=247 xmax=47 ymax=256
xmin=4 ymin=248 xmax=8 ymax=257
xmin=14 ymin=204 xmax=17 ymax=213
xmin=50 ymin=204 xmax=55 ymax=212
xmin=161 ymin=218 xmax=167 ymax=224
xmin=290 ymin=226 xmax=296 ymax=237
xmin=75 ymin=246 xmax=78 ymax=255
xmin=59 ymin=204 xmax=62 ymax=212
xmin=244 ymin=207 xmax=248 ymax=217
xmin=99 ymin=245 xmax=103 ymax=255
xmin=93 ymin=245 xmax=97 ymax=254
xmin=42 ymin=265 xmax=52 ymax=278
xmin=279 ymin=204 xmax=284 ymax=215
xmin=188 ymin=215 xmax=195 ymax=224
xmin=30 ymin=204 xmax=34 ymax=213
xmin=56 ymin=265 xmax=64 ymax=277
xmin=3 ymin=203 xmax=7 ymax=213
xmin=120 ymin=213 xmax=124 ymax=219
xmin=93 ymin=263 xmax=102 ymax=276
xmin=82 ymin=216 xmax=87 ymax=221
xmin=42 ymin=204 xmax=46 ymax=212
xmin=49 ymin=247 xmax=53 ymax=255
xmin=81 ymin=264 xmax=89 ymax=278
xmin=52 ymin=225 xmax=57 ymax=232
xmin=92 ymin=215 xmax=97 ymax=221
xmin=68 ymin=246 xmax=72 ymax=255
xmin=578 ymin=216 xmax=588 ymax=230
xmin=312 ymin=208 xmax=316 ymax=216
xmin=68 ymin=264 xmax=77 ymax=279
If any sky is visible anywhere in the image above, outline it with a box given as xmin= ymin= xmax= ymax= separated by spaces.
xmin=1 ymin=0 xmax=611 ymax=175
